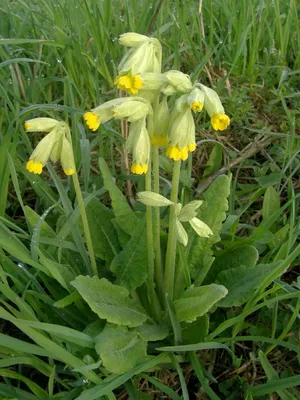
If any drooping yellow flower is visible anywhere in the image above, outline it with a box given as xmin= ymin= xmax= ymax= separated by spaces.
xmin=131 ymin=163 xmax=148 ymax=175
xmin=126 ymin=119 xmax=150 ymax=175
xmin=83 ymin=112 xmax=101 ymax=131
xmin=211 ymin=114 xmax=230 ymax=131
xmin=152 ymin=97 xmax=169 ymax=147
xmin=191 ymin=101 xmax=203 ymax=112
xmin=26 ymin=159 xmax=43 ymax=174
xmin=152 ymin=134 xmax=168 ymax=147
xmin=114 ymin=74 xmax=143 ymax=95
xmin=25 ymin=119 xmax=75 ymax=176
xmin=166 ymin=145 xmax=189 ymax=161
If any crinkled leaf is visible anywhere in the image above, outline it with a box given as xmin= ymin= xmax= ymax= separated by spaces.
xmin=85 ymin=199 xmax=121 ymax=262
xmin=71 ymin=276 xmax=147 ymax=327
xmin=174 ymin=284 xmax=228 ymax=323
xmin=110 ymin=218 xmax=148 ymax=291
xmin=99 ymin=157 xmax=138 ymax=235
xmin=216 ymin=262 xmax=282 ymax=307
xmin=188 ymin=175 xmax=230 ymax=285
xmin=135 ymin=321 xmax=169 ymax=342
xmin=203 ymin=245 xmax=258 ymax=285
xmin=95 ymin=324 xmax=147 ymax=374
xmin=181 ymin=315 xmax=209 ymax=345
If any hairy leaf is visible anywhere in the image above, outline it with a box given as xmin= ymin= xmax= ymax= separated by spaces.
xmin=85 ymin=199 xmax=120 ymax=262
xmin=95 ymin=324 xmax=147 ymax=374
xmin=71 ymin=276 xmax=147 ymax=327
xmin=135 ymin=321 xmax=169 ymax=342
xmin=110 ymin=217 xmax=148 ymax=291
xmin=216 ymin=262 xmax=282 ymax=307
xmin=203 ymin=245 xmax=258 ymax=285
xmin=174 ymin=284 xmax=228 ymax=323
xmin=188 ymin=175 xmax=230 ymax=284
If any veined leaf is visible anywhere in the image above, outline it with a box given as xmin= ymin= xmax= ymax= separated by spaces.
xmin=71 ymin=276 xmax=147 ymax=327
xmin=95 ymin=324 xmax=147 ymax=374
xmin=216 ymin=262 xmax=282 ymax=307
xmin=188 ymin=175 xmax=230 ymax=285
xmin=174 ymin=284 xmax=228 ymax=323
xmin=135 ymin=321 xmax=169 ymax=342
xmin=203 ymin=245 xmax=258 ymax=285
xmin=110 ymin=217 xmax=148 ymax=291
xmin=85 ymin=199 xmax=121 ymax=262
xmin=99 ymin=158 xmax=138 ymax=235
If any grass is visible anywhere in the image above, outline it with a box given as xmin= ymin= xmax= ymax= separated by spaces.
xmin=0 ymin=0 xmax=300 ymax=398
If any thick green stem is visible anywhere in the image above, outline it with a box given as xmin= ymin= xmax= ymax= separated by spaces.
xmin=72 ymin=171 xmax=98 ymax=277
xmin=152 ymin=146 xmax=164 ymax=305
xmin=145 ymin=158 xmax=161 ymax=320
xmin=164 ymin=160 xmax=181 ymax=301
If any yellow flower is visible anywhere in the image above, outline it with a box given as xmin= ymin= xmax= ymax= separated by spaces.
xmin=83 ymin=112 xmax=101 ymax=131
xmin=25 ymin=119 xmax=75 ymax=176
xmin=191 ymin=101 xmax=203 ymax=112
xmin=211 ymin=114 xmax=230 ymax=131
xmin=131 ymin=163 xmax=148 ymax=174
xmin=152 ymin=97 xmax=169 ymax=147
xmin=166 ymin=145 xmax=189 ymax=161
xmin=26 ymin=159 xmax=43 ymax=174
xmin=114 ymin=74 xmax=143 ymax=95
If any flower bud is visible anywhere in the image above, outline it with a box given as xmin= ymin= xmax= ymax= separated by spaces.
xmin=187 ymin=88 xmax=205 ymax=112
xmin=161 ymin=71 xmax=193 ymax=95
xmin=113 ymin=99 xmax=151 ymax=122
xmin=126 ymin=119 xmax=150 ymax=175
xmin=152 ymin=97 xmax=169 ymax=147
xmin=137 ymin=191 xmax=174 ymax=207
xmin=24 ymin=118 xmax=58 ymax=132
xmin=119 ymin=32 xmax=149 ymax=47
xmin=60 ymin=136 xmax=75 ymax=175
xmin=198 ymin=84 xmax=230 ymax=131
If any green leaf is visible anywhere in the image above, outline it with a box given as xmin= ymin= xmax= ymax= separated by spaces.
xmin=99 ymin=158 xmax=139 ymax=235
xmin=39 ymin=253 xmax=75 ymax=291
xmin=24 ymin=206 xmax=56 ymax=238
xmin=203 ymin=143 xmax=223 ymax=178
xmin=181 ymin=315 xmax=209 ymax=345
xmin=174 ymin=284 xmax=228 ymax=323
xmin=216 ymin=262 xmax=282 ymax=307
xmin=95 ymin=324 xmax=147 ymax=374
xmin=203 ymin=245 xmax=258 ymax=285
xmin=71 ymin=276 xmax=147 ymax=327
xmin=110 ymin=217 xmax=148 ymax=291
xmin=262 ymin=186 xmax=281 ymax=221
xmin=259 ymin=351 xmax=297 ymax=400
xmin=188 ymin=175 xmax=230 ymax=285
xmin=135 ymin=321 xmax=169 ymax=342
xmin=85 ymin=199 xmax=121 ymax=262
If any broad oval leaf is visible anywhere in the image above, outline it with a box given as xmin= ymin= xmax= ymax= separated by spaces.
xmin=71 ymin=276 xmax=147 ymax=327
xmin=174 ymin=284 xmax=228 ymax=322
xmin=95 ymin=324 xmax=147 ymax=374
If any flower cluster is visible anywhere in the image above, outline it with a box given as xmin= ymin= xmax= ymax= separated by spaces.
xmin=25 ymin=118 xmax=75 ymax=175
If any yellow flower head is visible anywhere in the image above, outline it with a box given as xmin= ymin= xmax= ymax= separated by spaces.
xmin=114 ymin=74 xmax=143 ymax=95
xmin=166 ymin=98 xmax=196 ymax=161
xmin=25 ymin=119 xmax=75 ymax=176
xmin=83 ymin=112 xmax=101 ymax=131
xmin=191 ymin=101 xmax=203 ymax=112
xmin=187 ymin=88 xmax=205 ymax=113
xmin=211 ymin=113 xmax=230 ymax=131
xmin=126 ymin=119 xmax=150 ymax=175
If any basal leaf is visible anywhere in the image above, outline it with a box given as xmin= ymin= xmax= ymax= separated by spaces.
xmin=203 ymin=245 xmax=258 ymax=285
xmin=71 ymin=276 xmax=147 ymax=327
xmin=24 ymin=206 xmax=56 ymax=238
xmin=181 ymin=315 xmax=209 ymax=345
xmin=85 ymin=199 xmax=121 ymax=262
xmin=216 ymin=262 xmax=282 ymax=307
xmin=174 ymin=284 xmax=228 ymax=323
xmin=110 ymin=217 xmax=148 ymax=291
xmin=262 ymin=186 xmax=281 ymax=221
xmin=188 ymin=175 xmax=230 ymax=285
xmin=135 ymin=321 xmax=169 ymax=342
xmin=95 ymin=324 xmax=148 ymax=374
xmin=99 ymin=158 xmax=138 ymax=235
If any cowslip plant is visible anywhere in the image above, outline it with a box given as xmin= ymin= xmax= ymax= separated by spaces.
xmin=1 ymin=32 xmax=299 ymax=399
